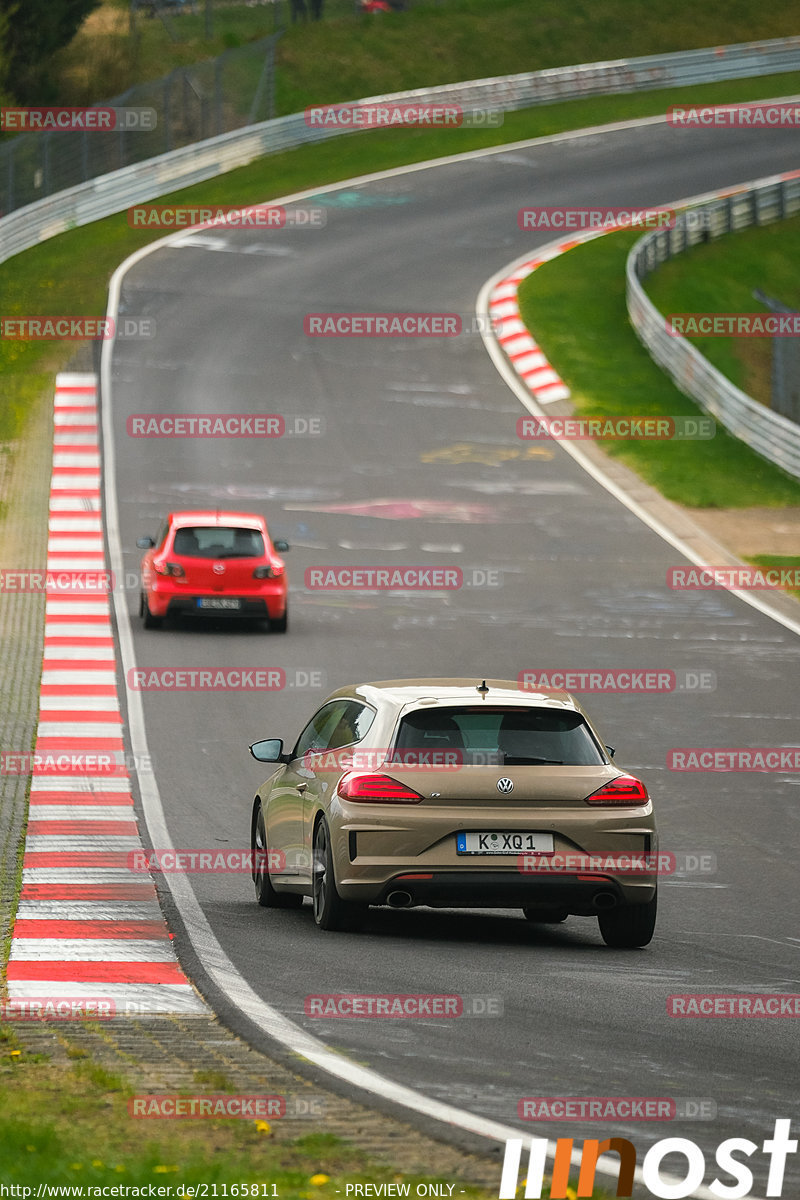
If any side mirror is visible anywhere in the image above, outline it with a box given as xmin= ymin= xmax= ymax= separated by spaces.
xmin=137 ymin=536 xmax=155 ymax=549
xmin=273 ymin=540 xmax=290 ymax=553
xmin=250 ymin=738 xmax=288 ymax=763
xmin=606 ymin=745 xmax=616 ymax=758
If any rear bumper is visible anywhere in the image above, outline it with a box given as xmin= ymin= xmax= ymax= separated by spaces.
xmin=146 ymin=588 xmax=286 ymax=619
xmin=341 ymin=871 xmax=655 ymax=913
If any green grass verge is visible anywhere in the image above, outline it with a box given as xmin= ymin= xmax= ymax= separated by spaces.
xmin=3 ymin=70 xmax=800 ymax=447
xmin=51 ymin=0 xmax=800 ymax=113
xmin=644 ymin=214 xmax=800 ymax=407
xmin=0 ymin=1041 xmax=615 ymax=1197
xmin=516 ymin=228 xmax=800 ymax=509
xmin=746 ymin=554 xmax=800 ymax=599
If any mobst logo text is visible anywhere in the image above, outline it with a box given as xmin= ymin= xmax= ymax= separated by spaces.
xmin=498 ymin=1119 xmax=796 ymax=1198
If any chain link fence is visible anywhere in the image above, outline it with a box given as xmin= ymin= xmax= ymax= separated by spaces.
xmin=0 ymin=31 xmax=281 ymax=217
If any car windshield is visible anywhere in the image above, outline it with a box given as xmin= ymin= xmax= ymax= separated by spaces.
xmin=390 ymin=706 xmax=604 ymax=766
xmin=171 ymin=526 xmax=265 ymax=559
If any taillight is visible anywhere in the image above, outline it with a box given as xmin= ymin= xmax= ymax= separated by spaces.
xmin=337 ymin=773 xmax=423 ymax=804
xmin=253 ymin=565 xmax=276 ymax=579
xmin=585 ymin=775 xmax=649 ymax=806
xmin=154 ymin=561 xmax=184 ymax=578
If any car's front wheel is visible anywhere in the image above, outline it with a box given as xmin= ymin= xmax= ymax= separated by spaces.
xmin=598 ymin=893 xmax=657 ymax=948
xmin=253 ymin=805 xmax=302 ymax=909
xmin=312 ymin=818 xmax=362 ymax=931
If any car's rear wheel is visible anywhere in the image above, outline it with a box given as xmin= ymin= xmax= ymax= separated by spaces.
xmin=598 ymin=893 xmax=657 ymax=948
xmin=253 ymin=805 xmax=302 ymax=909
xmin=271 ymin=608 xmax=288 ymax=633
xmin=141 ymin=593 xmax=163 ymax=629
xmin=312 ymin=818 xmax=362 ymax=931
xmin=522 ymin=906 xmax=568 ymax=923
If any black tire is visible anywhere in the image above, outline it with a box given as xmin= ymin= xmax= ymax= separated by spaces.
xmin=253 ymin=805 xmax=302 ymax=909
xmin=141 ymin=594 xmax=163 ymax=629
xmin=598 ymin=893 xmax=657 ymax=948
xmin=312 ymin=817 xmax=362 ymax=931
xmin=522 ymin=906 xmax=568 ymax=923
xmin=271 ymin=608 xmax=288 ymax=633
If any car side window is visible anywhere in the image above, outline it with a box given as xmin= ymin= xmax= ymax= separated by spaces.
xmin=325 ymin=701 xmax=376 ymax=751
xmin=292 ymin=701 xmax=351 ymax=761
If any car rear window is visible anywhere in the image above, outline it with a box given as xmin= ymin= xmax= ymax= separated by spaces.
xmin=172 ymin=526 xmax=264 ymax=559
xmin=391 ymin=706 xmax=604 ymax=766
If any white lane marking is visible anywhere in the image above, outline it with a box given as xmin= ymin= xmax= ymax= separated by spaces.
xmin=6 ymin=981 xmax=206 ymax=1012
xmin=9 ymin=939 xmax=174 ymax=962
xmin=22 ymin=870 xmax=149 ymax=882
xmin=26 ymin=807 xmax=134 ymax=821
xmin=30 ymin=777 xmax=131 ymax=792
xmin=41 ymin=647 xmax=116 ymax=663
xmin=99 ymin=113 xmax=775 ymax=1199
xmin=40 ymin=669 xmax=118 ymax=685
xmin=16 ymin=902 xmax=163 ymax=920
xmin=38 ymin=696 xmax=120 ymax=711
xmin=45 ymin=601 xmax=110 ymax=615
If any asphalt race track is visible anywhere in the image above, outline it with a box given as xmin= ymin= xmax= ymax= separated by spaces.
xmin=107 ymin=117 xmax=800 ymax=1195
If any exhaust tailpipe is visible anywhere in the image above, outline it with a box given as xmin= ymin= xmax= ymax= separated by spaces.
xmin=593 ymin=891 xmax=617 ymax=910
xmin=387 ymin=890 xmax=413 ymax=908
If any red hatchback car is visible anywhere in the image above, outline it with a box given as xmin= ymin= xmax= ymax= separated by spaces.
xmin=137 ymin=511 xmax=289 ymax=631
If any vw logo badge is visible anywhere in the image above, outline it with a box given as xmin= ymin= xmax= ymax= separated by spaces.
xmin=496 ymin=777 xmax=514 ymax=794
xmin=212 ymin=562 xmax=225 ymax=575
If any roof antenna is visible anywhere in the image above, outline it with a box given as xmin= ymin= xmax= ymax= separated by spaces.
xmin=476 ymin=680 xmax=489 ymax=697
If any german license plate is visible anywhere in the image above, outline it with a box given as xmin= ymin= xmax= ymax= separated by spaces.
xmin=456 ymin=831 xmax=554 ymax=855
xmin=197 ymin=597 xmax=242 ymax=610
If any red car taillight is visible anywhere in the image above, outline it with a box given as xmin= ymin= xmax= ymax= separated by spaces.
xmin=154 ymin=561 xmax=184 ymax=578
xmin=337 ymin=772 xmax=423 ymax=804
xmin=585 ymin=775 xmax=649 ymax=806
xmin=253 ymin=565 xmax=279 ymax=579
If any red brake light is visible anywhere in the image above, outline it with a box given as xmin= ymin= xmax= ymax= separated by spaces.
xmin=253 ymin=565 xmax=274 ymax=579
xmin=337 ymin=773 xmax=423 ymax=804
xmin=585 ymin=775 xmax=649 ymax=806
xmin=154 ymin=561 xmax=184 ymax=578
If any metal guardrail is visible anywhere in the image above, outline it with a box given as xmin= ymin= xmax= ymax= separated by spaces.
xmin=626 ymin=174 xmax=800 ymax=482
xmin=2 ymin=36 xmax=800 ymax=272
